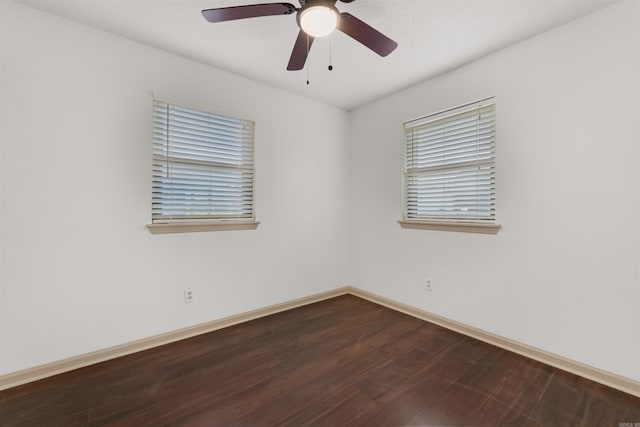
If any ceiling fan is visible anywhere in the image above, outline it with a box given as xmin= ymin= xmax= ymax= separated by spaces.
xmin=201 ymin=0 xmax=398 ymax=71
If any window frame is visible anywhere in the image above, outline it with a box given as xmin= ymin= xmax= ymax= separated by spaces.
xmin=146 ymin=99 xmax=259 ymax=234
xmin=399 ymin=97 xmax=500 ymax=234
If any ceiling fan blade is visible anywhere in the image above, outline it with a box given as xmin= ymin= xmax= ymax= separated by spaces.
xmin=287 ymin=30 xmax=314 ymax=71
xmin=202 ymin=3 xmax=297 ymax=23
xmin=337 ymin=12 xmax=397 ymax=57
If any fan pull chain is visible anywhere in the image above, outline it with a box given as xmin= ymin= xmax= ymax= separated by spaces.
xmin=306 ymin=34 xmax=310 ymax=85
xmin=328 ymin=38 xmax=333 ymax=71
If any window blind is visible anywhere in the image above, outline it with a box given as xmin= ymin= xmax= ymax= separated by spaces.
xmin=403 ymin=99 xmax=495 ymax=222
xmin=152 ymin=100 xmax=255 ymax=223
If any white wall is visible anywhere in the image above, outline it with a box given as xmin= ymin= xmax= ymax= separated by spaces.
xmin=0 ymin=0 xmax=350 ymax=374
xmin=0 ymin=45 xmax=5 ymax=374
xmin=349 ymin=0 xmax=640 ymax=382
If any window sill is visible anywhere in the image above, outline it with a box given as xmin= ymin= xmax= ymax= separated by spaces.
xmin=398 ymin=220 xmax=501 ymax=235
xmin=147 ymin=221 xmax=260 ymax=234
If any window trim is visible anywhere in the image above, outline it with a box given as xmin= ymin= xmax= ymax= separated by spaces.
xmin=400 ymin=97 xmax=500 ymax=234
xmin=147 ymin=99 xmax=258 ymax=234
xmin=147 ymin=220 xmax=260 ymax=234
xmin=398 ymin=219 xmax=500 ymax=234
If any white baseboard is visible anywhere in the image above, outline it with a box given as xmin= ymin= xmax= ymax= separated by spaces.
xmin=1 ymin=285 xmax=638 ymax=399
xmin=348 ymin=287 xmax=640 ymax=399
xmin=0 ymin=287 xmax=350 ymax=391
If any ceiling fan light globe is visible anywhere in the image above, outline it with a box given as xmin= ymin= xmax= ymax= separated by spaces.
xmin=299 ymin=5 xmax=339 ymax=38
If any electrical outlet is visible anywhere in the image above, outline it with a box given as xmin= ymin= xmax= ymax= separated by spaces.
xmin=184 ymin=288 xmax=194 ymax=303
xmin=425 ymin=278 xmax=433 ymax=292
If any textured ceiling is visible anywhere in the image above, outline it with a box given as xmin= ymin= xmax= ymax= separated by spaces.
xmin=17 ymin=0 xmax=619 ymax=110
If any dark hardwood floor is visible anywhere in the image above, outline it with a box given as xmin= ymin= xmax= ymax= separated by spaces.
xmin=1 ymin=295 xmax=639 ymax=426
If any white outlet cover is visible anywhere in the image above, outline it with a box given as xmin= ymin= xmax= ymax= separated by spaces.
xmin=425 ymin=279 xmax=433 ymax=291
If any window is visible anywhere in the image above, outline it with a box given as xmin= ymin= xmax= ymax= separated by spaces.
xmin=147 ymin=100 xmax=258 ymax=234
xmin=399 ymin=98 xmax=500 ymax=234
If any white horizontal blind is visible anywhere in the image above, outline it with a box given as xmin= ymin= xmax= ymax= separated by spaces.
xmin=403 ymin=99 xmax=495 ymax=222
xmin=152 ymin=100 xmax=255 ymax=223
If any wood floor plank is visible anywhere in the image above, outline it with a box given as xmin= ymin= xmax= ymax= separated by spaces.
xmin=1 ymin=294 xmax=639 ymax=426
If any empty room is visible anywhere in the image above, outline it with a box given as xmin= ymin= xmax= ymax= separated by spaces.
xmin=1 ymin=0 xmax=639 ymax=425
